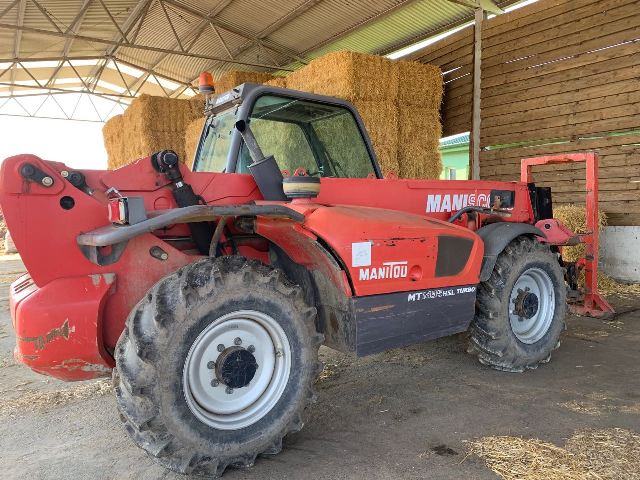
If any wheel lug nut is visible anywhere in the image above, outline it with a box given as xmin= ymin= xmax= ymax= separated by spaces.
xmin=217 ymin=344 xmax=225 ymax=352
xmin=207 ymin=361 xmax=215 ymax=369
xmin=225 ymin=387 xmax=233 ymax=394
xmin=234 ymin=337 xmax=242 ymax=346
xmin=211 ymin=379 xmax=219 ymax=387
xmin=247 ymin=345 xmax=255 ymax=353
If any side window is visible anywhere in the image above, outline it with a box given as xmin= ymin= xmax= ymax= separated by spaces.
xmin=239 ymin=118 xmax=318 ymax=174
xmin=312 ymin=112 xmax=373 ymax=178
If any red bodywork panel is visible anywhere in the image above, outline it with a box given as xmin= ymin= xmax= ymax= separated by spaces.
xmin=0 ymin=153 xmax=534 ymax=380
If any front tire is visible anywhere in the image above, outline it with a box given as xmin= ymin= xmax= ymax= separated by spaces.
xmin=469 ymin=236 xmax=566 ymax=372
xmin=113 ymin=256 xmax=322 ymax=477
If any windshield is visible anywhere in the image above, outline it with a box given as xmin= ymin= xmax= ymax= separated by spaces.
xmin=193 ymin=94 xmax=377 ymax=178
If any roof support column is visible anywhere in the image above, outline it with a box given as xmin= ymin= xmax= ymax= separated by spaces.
xmin=470 ymin=7 xmax=485 ymax=180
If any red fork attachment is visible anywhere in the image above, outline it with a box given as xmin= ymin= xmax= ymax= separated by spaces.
xmin=521 ymin=153 xmax=614 ymax=318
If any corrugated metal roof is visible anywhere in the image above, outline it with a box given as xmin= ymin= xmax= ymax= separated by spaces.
xmin=0 ymin=0 xmax=513 ymax=120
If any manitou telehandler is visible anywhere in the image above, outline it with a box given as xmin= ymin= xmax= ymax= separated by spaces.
xmin=0 ymin=82 xmax=612 ymax=477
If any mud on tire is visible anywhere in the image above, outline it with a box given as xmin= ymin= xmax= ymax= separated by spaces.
xmin=113 ymin=256 xmax=323 ymax=477
xmin=469 ymin=236 xmax=566 ymax=372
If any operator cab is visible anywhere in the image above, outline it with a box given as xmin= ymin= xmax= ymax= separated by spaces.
xmin=192 ymin=83 xmax=381 ymax=179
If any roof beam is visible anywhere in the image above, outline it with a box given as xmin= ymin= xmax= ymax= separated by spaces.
xmin=0 ymin=80 xmax=135 ymax=99
xmin=49 ymin=0 xmax=94 ymax=87
xmin=10 ymin=0 xmax=26 ymax=95
xmin=0 ymin=22 xmax=291 ymax=71
xmin=87 ymin=0 xmax=153 ymax=90
xmin=444 ymin=0 xmax=503 ymax=14
xmin=227 ymin=0 xmax=321 ymax=65
xmin=139 ymin=0 xmax=235 ymax=74
xmin=98 ymin=0 xmax=131 ymax=44
xmin=0 ymin=0 xmax=20 ymax=20
xmin=161 ymin=0 xmax=306 ymax=64
xmin=30 ymin=0 xmax=63 ymax=33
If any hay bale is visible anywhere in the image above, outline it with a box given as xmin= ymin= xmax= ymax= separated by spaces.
xmin=265 ymin=76 xmax=287 ymax=88
xmin=395 ymin=61 xmax=443 ymax=109
xmin=353 ymin=101 xmax=399 ymax=176
xmin=396 ymin=107 xmax=442 ymax=179
xmin=184 ymin=117 xmax=206 ymax=168
xmin=285 ymin=51 xmax=399 ymax=102
xmin=103 ymin=114 xmax=126 ymax=169
xmin=103 ymin=95 xmax=205 ymax=170
xmin=215 ymin=70 xmax=274 ymax=93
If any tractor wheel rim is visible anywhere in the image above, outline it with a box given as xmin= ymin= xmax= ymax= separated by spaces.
xmin=183 ymin=310 xmax=291 ymax=430
xmin=508 ymin=267 xmax=555 ymax=344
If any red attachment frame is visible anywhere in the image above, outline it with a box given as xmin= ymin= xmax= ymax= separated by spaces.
xmin=521 ymin=153 xmax=614 ymax=318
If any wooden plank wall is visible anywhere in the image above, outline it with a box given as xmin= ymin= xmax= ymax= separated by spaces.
xmin=412 ymin=0 xmax=640 ymax=225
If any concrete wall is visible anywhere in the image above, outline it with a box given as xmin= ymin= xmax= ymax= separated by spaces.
xmin=600 ymin=227 xmax=640 ymax=283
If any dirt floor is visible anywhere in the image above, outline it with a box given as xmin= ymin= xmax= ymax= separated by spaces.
xmin=0 ymin=255 xmax=639 ymax=480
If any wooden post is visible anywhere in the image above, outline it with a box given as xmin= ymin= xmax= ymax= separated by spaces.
xmin=470 ymin=8 xmax=485 ymax=180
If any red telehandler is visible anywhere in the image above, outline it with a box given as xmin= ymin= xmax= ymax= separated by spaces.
xmin=0 ymin=82 xmax=612 ymax=477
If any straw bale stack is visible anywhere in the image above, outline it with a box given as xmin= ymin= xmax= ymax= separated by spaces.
xmin=395 ymin=61 xmax=443 ymax=109
xmin=102 ymin=114 xmax=126 ymax=168
xmin=396 ymin=107 xmax=442 ymax=179
xmin=215 ymin=70 xmax=274 ymax=93
xmin=184 ymin=117 xmax=206 ymax=168
xmin=265 ymin=76 xmax=287 ymax=88
xmin=284 ymin=51 xmax=443 ymax=178
xmin=286 ymin=51 xmax=399 ymax=102
xmin=352 ymin=101 xmax=399 ymax=175
xmin=103 ymin=94 xmax=204 ymax=169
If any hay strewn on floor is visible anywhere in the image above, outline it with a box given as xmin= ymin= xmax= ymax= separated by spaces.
xmin=103 ymin=94 xmax=204 ymax=169
xmin=469 ymin=436 xmax=595 ymax=479
xmin=554 ymin=204 xmax=640 ymax=296
xmin=0 ymin=379 xmax=111 ymax=417
xmin=470 ymin=429 xmax=640 ymax=480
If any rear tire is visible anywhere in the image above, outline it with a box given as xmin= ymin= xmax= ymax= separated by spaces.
xmin=113 ymin=256 xmax=322 ymax=477
xmin=469 ymin=236 xmax=566 ymax=372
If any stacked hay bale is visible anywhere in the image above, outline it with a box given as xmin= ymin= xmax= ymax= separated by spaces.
xmin=184 ymin=117 xmax=206 ymax=168
xmin=265 ymin=76 xmax=287 ymax=88
xmin=215 ymin=70 xmax=275 ymax=93
xmin=286 ymin=51 xmax=443 ymax=178
xmin=179 ymin=54 xmax=443 ymax=177
xmin=395 ymin=61 xmax=443 ymax=179
xmin=103 ymin=94 xmax=204 ymax=169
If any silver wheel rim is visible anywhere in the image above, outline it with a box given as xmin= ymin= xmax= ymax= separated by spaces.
xmin=183 ymin=310 xmax=291 ymax=430
xmin=509 ymin=267 xmax=555 ymax=344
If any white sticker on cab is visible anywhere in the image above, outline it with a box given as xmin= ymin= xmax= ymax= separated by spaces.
xmin=351 ymin=241 xmax=372 ymax=267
